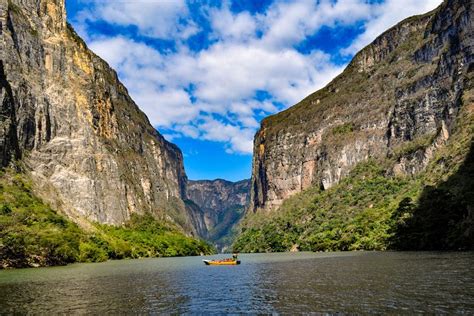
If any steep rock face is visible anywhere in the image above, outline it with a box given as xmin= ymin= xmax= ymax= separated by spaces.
xmin=186 ymin=179 xmax=250 ymax=244
xmin=0 ymin=61 xmax=20 ymax=167
xmin=0 ymin=0 xmax=192 ymax=229
xmin=250 ymin=0 xmax=473 ymax=213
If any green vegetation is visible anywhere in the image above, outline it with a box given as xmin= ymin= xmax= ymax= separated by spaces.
xmin=7 ymin=0 xmax=22 ymax=16
xmin=234 ymin=160 xmax=418 ymax=252
xmin=91 ymin=213 xmax=213 ymax=260
xmin=0 ymin=172 xmax=84 ymax=268
xmin=332 ymin=123 xmax=355 ymax=135
xmin=391 ymin=133 xmax=437 ymax=160
xmin=0 ymin=171 xmax=213 ymax=268
xmin=390 ymin=94 xmax=474 ymax=250
xmin=234 ymin=105 xmax=474 ymax=252
xmin=209 ymin=205 xmax=246 ymax=252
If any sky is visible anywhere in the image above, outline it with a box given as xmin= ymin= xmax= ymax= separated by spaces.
xmin=65 ymin=0 xmax=442 ymax=181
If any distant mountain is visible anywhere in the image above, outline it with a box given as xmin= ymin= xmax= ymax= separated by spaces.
xmin=235 ymin=0 xmax=473 ymax=252
xmin=186 ymin=179 xmax=250 ymax=251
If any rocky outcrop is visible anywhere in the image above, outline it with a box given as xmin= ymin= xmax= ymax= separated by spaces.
xmin=0 ymin=0 xmax=193 ymax=230
xmin=250 ymin=0 xmax=473 ymax=212
xmin=186 ymin=179 xmax=250 ymax=247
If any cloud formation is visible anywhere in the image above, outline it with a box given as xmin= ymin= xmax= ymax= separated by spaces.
xmin=74 ymin=0 xmax=442 ymax=154
xmin=78 ymin=0 xmax=197 ymax=39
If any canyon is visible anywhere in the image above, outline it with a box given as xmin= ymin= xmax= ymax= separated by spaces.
xmin=1 ymin=0 xmax=472 ymax=268
xmin=186 ymin=179 xmax=250 ymax=250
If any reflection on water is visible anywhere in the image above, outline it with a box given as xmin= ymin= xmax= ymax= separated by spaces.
xmin=0 ymin=252 xmax=473 ymax=313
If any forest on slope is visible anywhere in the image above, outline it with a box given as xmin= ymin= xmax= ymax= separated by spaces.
xmin=0 ymin=168 xmax=213 ymax=269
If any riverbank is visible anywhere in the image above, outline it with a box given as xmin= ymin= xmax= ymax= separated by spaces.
xmin=0 ymin=171 xmax=214 ymax=269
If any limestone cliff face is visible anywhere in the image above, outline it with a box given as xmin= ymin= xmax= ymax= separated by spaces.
xmin=0 ymin=0 xmax=192 ymax=229
xmin=186 ymin=179 xmax=250 ymax=244
xmin=250 ymin=0 xmax=473 ymax=212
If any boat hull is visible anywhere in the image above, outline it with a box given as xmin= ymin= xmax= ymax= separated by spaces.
xmin=203 ymin=260 xmax=241 ymax=265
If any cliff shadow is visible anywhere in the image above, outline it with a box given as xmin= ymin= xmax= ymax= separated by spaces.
xmin=391 ymin=141 xmax=474 ymax=250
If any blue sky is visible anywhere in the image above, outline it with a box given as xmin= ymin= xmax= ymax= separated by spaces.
xmin=65 ymin=0 xmax=441 ymax=181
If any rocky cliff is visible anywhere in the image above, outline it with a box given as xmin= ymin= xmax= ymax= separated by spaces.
xmin=250 ymin=0 xmax=473 ymax=213
xmin=234 ymin=0 xmax=473 ymax=252
xmin=0 ymin=0 xmax=193 ymax=230
xmin=186 ymin=179 xmax=250 ymax=249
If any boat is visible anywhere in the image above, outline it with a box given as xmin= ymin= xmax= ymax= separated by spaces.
xmin=203 ymin=259 xmax=240 ymax=265
xmin=203 ymin=259 xmax=241 ymax=265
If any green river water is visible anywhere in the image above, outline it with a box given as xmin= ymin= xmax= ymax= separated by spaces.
xmin=0 ymin=251 xmax=473 ymax=313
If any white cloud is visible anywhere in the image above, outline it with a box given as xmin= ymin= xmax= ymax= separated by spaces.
xmin=87 ymin=35 xmax=342 ymax=153
xmin=258 ymin=0 xmax=372 ymax=49
xmin=199 ymin=118 xmax=255 ymax=154
xmin=135 ymin=89 xmax=198 ymax=127
xmin=77 ymin=0 xmax=197 ymax=40
xmin=78 ymin=0 xmax=442 ymax=154
xmin=89 ymin=36 xmax=163 ymax=68
xmin=177 ymin=125 xmax=200 ymax=139
xmin=210 ymin=5 xmax=257 ymax=42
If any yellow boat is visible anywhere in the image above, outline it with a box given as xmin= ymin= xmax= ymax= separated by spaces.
xmin=203 ymin=259 xmax=241 ymax=265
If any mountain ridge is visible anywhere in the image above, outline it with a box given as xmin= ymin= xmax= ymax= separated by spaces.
xmin=236 ymin=0 xmax=473 ymax=251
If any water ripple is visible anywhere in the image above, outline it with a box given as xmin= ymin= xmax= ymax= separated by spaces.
xmin=0 ymin=252 xmax=473 ymax=314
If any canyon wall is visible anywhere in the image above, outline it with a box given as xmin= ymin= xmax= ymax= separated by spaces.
xmin=250 ymin=0 xmax=473 ymax=213
xmin=186 ymin=179 xmax=250 ymax=248
xmin=0 ymin=0 xmax=193 ymax=230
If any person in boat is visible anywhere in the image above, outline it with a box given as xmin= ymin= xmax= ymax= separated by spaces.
xmin=232 ymin=253 xmax=238 ymax=261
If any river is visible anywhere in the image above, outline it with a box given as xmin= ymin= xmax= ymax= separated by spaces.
xmin=0 ymin=251 xmax=473 ymax=313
